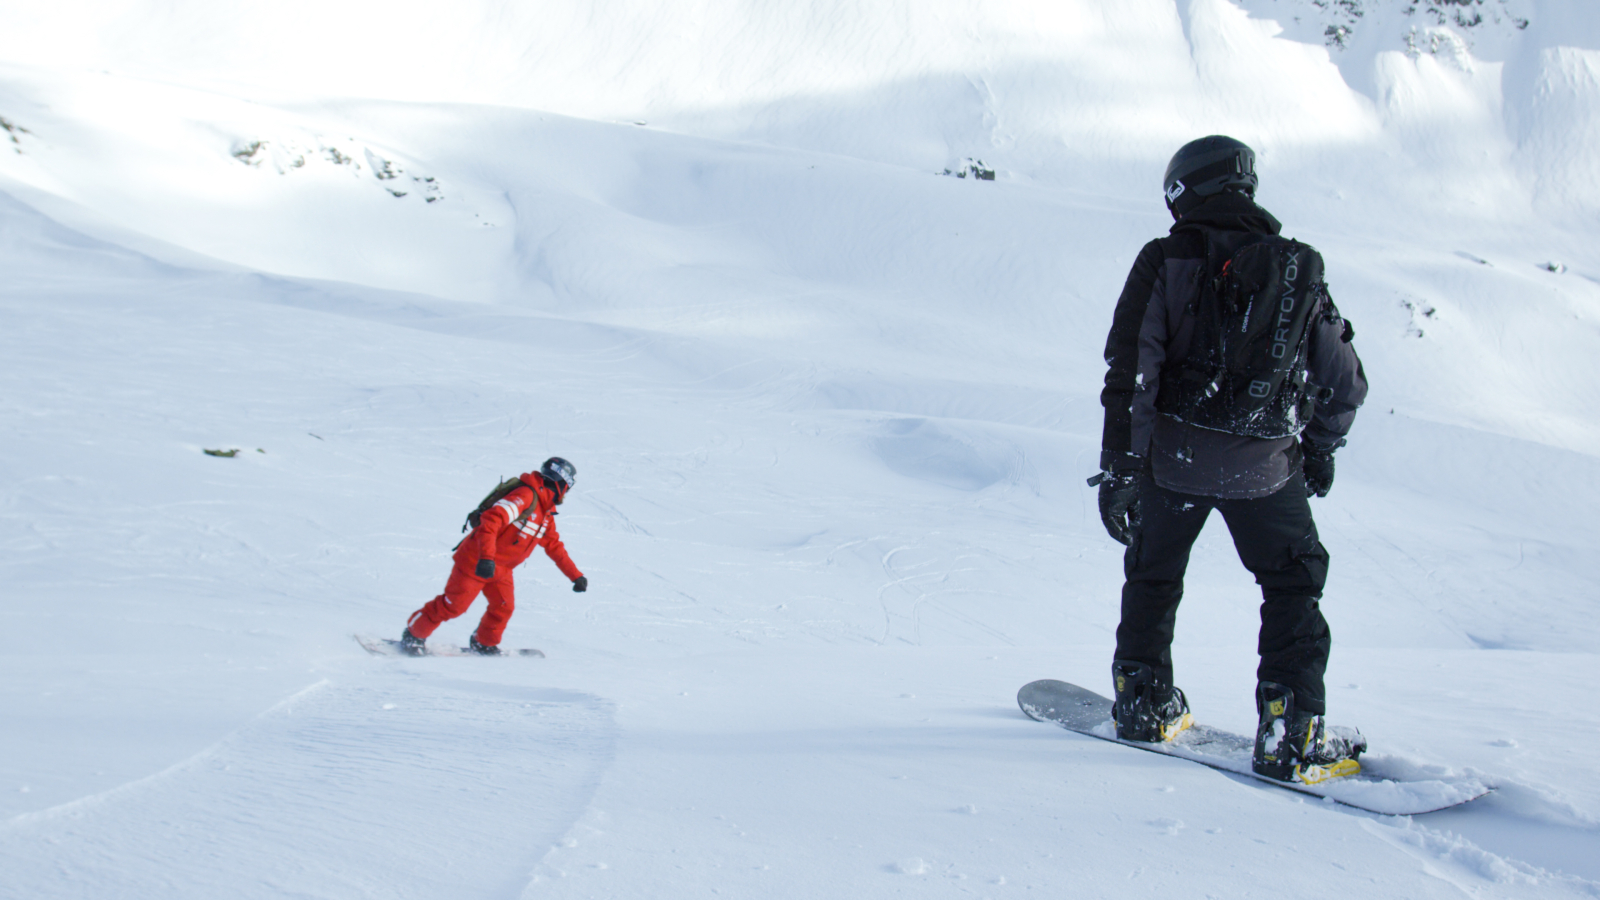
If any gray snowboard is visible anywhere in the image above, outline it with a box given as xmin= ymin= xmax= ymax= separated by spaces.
xmin=1017 ymin=679 xmax=1489 ymax=815
xmin=355 ymin=634 xmax=545 ymax=658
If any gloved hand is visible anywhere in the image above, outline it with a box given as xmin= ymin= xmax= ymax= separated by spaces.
xmin=475 ymin=558 xmax=496 ymax=579
xmin=1089 ymin=469 xmax=1141 ymax=546
xmin=1301 ymin=438 xmax=1340 ymax=498
xmin=572 ymin=575 xmax=588 ymax=593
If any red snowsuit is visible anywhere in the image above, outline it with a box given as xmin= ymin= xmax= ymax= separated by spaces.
xmin=406 ymin=475 xmax=584 ymax=647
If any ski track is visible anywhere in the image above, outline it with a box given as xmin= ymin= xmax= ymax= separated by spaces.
xmin=0 ymin=675 xmax=617 ymax=899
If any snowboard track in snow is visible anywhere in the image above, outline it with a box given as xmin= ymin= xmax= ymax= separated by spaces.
xmin=0 ymin=674 xmax=618 ymax=899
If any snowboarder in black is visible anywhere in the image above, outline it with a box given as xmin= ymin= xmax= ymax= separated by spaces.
xmin=1094 ymin=135 xmax=1369 ymax=784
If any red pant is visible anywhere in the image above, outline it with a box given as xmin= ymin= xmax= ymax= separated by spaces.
xmin=406 ymin=561 xmax=516 ymax=646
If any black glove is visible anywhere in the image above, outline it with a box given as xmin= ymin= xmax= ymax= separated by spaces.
xmin=1089 ymin=469 xmax=1141 ymax=546
xmin=475 ymin=558 xmax=496 ymax=579
xmin=1301 ymin=438 xmax=1340 ymax=498
xmin=572 ymin=575 xmax=588 ymax=593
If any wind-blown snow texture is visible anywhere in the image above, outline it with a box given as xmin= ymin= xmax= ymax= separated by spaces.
xmin=2 ymin=1 xmax=1598 ymax=897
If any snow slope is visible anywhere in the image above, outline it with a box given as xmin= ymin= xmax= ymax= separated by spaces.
xmin=2 ymin=1 xmax=1599 ymax=896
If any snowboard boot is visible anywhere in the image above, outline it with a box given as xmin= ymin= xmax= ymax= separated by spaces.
xmin=1111 ymin=660 xmax=1194 ymax=743
xmin=1252 ymin=681 xmax=1367 ymax=784
xmin=468 ymin=635 xmax=502 ymax=656
xmin=399 ymin=628 xmax=427 ymax=657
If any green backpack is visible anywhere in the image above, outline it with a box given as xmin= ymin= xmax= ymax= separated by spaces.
xmin=461 ymin=476 xmax=536 ymax=534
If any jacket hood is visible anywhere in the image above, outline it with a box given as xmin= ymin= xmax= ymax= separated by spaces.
xmin=522 ymin=473 xmax=561 ymax=506
xmin=1169 ymin=191 xmax=1281 ymax=237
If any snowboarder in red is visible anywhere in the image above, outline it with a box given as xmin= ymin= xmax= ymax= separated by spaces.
xmin=401 ymin=457 xmax=587 ymax=656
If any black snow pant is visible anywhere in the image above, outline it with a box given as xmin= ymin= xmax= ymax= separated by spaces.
xmin=1114 ymin=470 xmax=1333 ymax=714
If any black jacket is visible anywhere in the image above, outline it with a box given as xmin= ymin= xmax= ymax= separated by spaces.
xmin=1099 ymin=193 xmax=1367 ymax=499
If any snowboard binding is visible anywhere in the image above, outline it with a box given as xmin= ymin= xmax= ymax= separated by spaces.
xmin=399 ymin=628 xmax=427 ymax=657
xmin=1252 ymin=682 xmax=1366 ymax=784
xmin=1110 ymin=660 xmax=1193 ymax=743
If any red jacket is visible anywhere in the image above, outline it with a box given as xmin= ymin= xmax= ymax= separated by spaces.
xmin=454 ymin=475 xmax=583 ymax=581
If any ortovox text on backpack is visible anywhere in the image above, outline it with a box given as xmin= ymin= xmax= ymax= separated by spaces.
xmin=1156 ymin=234 xmax=1328 ymax=439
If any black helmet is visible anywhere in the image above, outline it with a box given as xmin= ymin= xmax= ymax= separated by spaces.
xmin=540 ymin=456 xmax=576 ymax=502
xmin=1162 ymin=135 xmax=1257 ymax=219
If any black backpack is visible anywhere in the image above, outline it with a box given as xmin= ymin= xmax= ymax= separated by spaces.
xmin=1156 ymin=233 xmax=1327 ymax=439
xmin=461 ymin=476 xmax=536 ymax=534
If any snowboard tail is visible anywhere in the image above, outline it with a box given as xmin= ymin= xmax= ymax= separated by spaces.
xmin=355 ymin=634 xmax=544 ymax=658
xmin=1017 ymin=679 xmax=1488 ymax=815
